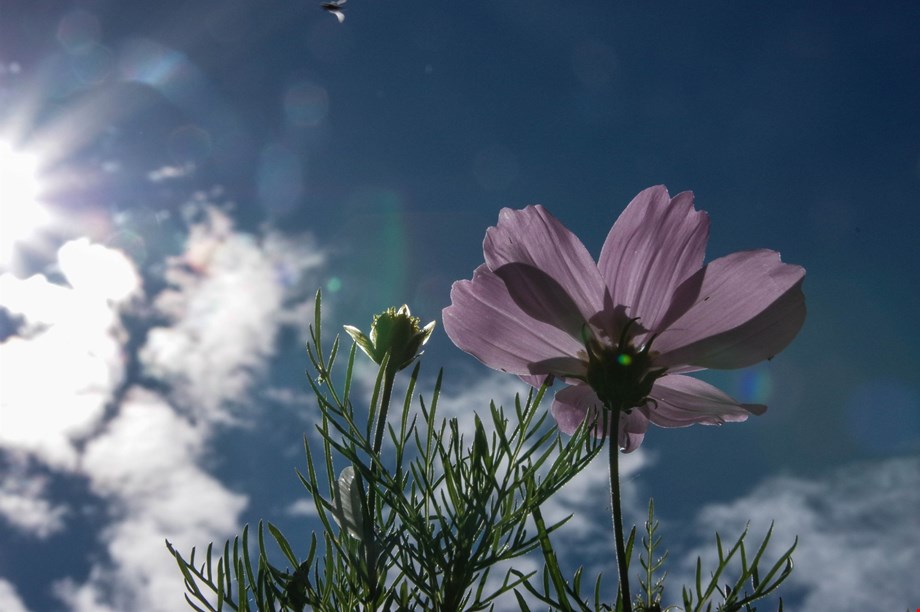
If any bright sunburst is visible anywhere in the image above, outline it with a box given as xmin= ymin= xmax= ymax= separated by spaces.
xmin=0 ymin=140 xmax=52 ymax=265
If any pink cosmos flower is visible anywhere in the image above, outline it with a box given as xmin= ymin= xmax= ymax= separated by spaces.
xmin=442 ymin=186 xmax=805 ymax=452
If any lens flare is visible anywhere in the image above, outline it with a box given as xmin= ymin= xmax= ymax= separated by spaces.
xmin=326 ymin=276 xmax=342 ymax=292
xmin=257 ymin=143 xmax=303 ymax=215
xmin=284 ymin=80 xmax=329 ymax=128
xmin=169 ymin=124 xmax=212 ymax=165
xmin=56 ymin=10 xmax=102 ymax=55
xmin=345 ymin=188 xmax=408 ymax=309
xmin=735 ymin=368 xmax=774 ymax=404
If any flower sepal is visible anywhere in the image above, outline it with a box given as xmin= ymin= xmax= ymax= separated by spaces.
xmin=344 ymin=305 xmax=436 ymax=373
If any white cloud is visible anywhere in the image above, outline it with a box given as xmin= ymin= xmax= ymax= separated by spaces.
xmin=1 ymin=206 xmax=327 ymax=611
xmin=147 ymin=164 xmax=194 ymax=182
xmin=285 ymin=498 xmax=319 ymax=517
xmin=53 ymin=388 xmax=248 ymax=612
xmin=262 ymin=385 xmax=313 ymax=408
xmin=0 ymin=239 xmax=140 ymax=469
xmin=0 ymin=579 xmax=29 ymax=612
xmin=672 ymin=455 xmax=920 ymax=610
xmin=541 ymin=443 xmax=649 ymax=534
xmin=140 ymin=207 xmax=323 ymax=420
xmin=0 ymin=464 xmax=67 ymax=538
xmin=57 ymin=239 xmax=140 ymax=303
xmin=50 ymin=207 xmax=325 ymax=609
xmin=0 ymin=273 xmax=73 ymax=329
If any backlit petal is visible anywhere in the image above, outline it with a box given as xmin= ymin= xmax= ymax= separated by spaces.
xmin=445 ymin=188 xmax=806 ymax=448
xmin=494 ymin=262 xmax=588 ymax=340
xmin=484 ymin=205 xmax=605 ymax=326
xmin=442 ymin=265 xmax=587 ymax=377
xmin=551 ymin=384 xmax=649 ymax=452
xmin=645 ymin=375 xmax=766 ymax=427
xmin=619 ymin=410 xmax=649 ymax=453
xmin=598 ymin=186 xmax=709 ymax=338
xmin=518 ymin=373 xmax=551 ymax=388
xmin=551 ymin=384 xmax=594 ymax=435
xmin=654 ymin=249 xmax=806 ymax=369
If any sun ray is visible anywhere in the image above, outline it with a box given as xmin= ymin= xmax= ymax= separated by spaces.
xmin=0 ymin=141 xmax=51 ymax=265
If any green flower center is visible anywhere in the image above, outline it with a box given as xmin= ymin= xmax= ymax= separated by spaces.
xmin=584 ymin=321 xmax=666 ymax=411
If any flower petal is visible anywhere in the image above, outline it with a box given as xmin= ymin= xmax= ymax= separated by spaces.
xmin=598 ymin=186 xmax=709 ymax=338
xmin=443 ymin=265 xmax=587 ymax=377
xmin=645 ymin=374 xmax=766 ymax=427
xmin=484 ymin=205 xmax=605 ymax=326
xmin=618 ymin=410 xmax=649 ymax=453
xmin=552 ymin=383 xmax=649 ymax=452
xmin=493 ymin=262 xmax=588 ymax=340
xmin=518 ymin=373 xmax=552 ymax=388
xmin=654 ymin=249 xmax=806 ymax=369
xmin=551 ymin=384 xmax=594 ymax=435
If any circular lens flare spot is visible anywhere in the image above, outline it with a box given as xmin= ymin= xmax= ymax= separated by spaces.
xmin=57 ymin=10 xmax=102 ymax=55
xmin=284 ymin=80 xmax=329 ymax=127
xmin=168 ymin=125 xmax=212 ymax=165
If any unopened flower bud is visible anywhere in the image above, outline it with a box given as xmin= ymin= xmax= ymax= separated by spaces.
xmin=344 ymin=305 xmax=436 ymax=373
xmin=331 ymin=466 xmax=364 ymax=540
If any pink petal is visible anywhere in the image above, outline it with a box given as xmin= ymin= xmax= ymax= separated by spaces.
xmin=598 ymin=186 xmax=710 ymax=339
xmin=654 ymin=249 xmax=806 ymax=369
xmin=551 ymin=384 xmax=649 ymax=452
xmin=619 ymin=410 xmax=649 ymax=453
xmin=442 ymin=265 xmax=587 ymax=378
xmin=551 ymin=384 xmax=594 ymax=435
xmin=493 ymin=262 xmax=589 ymax=340
xmin=645 ymin=374 xmax=766 ymax=427
xmin=483 ymin=205 xmax=605 ymax=327
xmin=518 ymin=373 xmax=551 ymax=388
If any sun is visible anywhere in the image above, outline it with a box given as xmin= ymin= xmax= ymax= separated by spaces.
xmin=0 ymin=140 xmax=51 ymax=265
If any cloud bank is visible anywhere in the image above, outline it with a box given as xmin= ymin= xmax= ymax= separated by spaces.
xmin=1 ymin=205 xmax=324 ymax=611
xmin=673 ymin=455 xmax=920 ymax=610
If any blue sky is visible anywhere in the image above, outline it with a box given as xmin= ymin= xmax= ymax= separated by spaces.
xmin=1 ymin=1 xmax=919 ymax=610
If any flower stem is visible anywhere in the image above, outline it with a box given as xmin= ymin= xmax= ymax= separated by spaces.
xmin=607 ymin=407 xmax=633 ymax=612
xmin=364 ymin=366 xmax=395 ymax=603
xmin=371 ymin=368 xmax=396 ymax=458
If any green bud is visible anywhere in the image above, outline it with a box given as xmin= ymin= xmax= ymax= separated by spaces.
xmin=471 ymin=415 xmax=490 ymax=472
xmin=343 ymin=305 xmax=436 ymax=373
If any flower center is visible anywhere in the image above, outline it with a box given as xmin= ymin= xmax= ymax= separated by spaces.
xmin=583 ymin=321 xmax=666 ymax=411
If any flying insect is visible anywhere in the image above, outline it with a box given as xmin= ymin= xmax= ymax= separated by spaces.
xmin=321 ymin=0 xmax=346 ymax=23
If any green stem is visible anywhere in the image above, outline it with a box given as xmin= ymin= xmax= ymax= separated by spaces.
xmin=532 ymin=504 xmax=573 ymax=609
xmin=608 ymin=406 xmax=633 ymax=612
xmin=364 ymin=366 xmax=396 ymax=602
xmin=372 ymin=367 xmax=396 ymax=458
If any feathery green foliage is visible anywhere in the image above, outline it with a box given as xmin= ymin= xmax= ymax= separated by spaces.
xmin=168 ymin=290 xmax=797 ymax=611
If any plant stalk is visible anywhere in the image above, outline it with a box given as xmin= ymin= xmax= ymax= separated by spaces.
xmin=608 ymin=406 xmax=633 ymax=612
xmin=364 ymin=365 xmax=396 ymax=604
xmin=371 ymin=367 xmax=396 ymax=459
